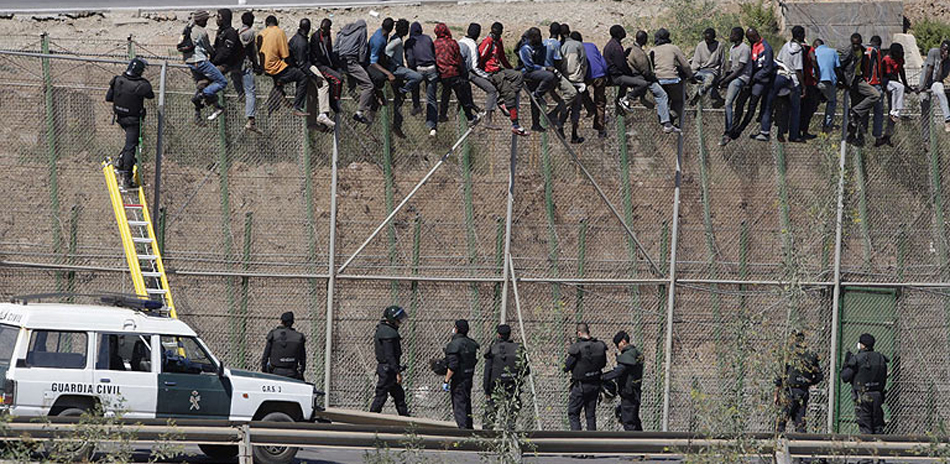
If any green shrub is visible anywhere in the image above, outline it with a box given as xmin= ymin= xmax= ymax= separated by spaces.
xmin=660 ymin=0 xmax=741 ymax=49
xmin=739 ymin=0 xmax=783 ymax=48
xmin=911 ymin=19 xmax=950 ymax=57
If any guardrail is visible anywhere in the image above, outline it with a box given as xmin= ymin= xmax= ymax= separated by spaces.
xmin=0 ymin=418 xmax=948 ymax=463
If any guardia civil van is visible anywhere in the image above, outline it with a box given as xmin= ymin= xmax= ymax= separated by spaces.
xmin=0 ymin=296 xmax=323 ymax=464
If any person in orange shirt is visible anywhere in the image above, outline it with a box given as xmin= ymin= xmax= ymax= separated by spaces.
xmin=257 ymin=15 xmax=309 ymax=116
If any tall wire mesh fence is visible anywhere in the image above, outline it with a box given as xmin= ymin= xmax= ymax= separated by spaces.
xmin=1 ymin=36 xmax=950 ymax=434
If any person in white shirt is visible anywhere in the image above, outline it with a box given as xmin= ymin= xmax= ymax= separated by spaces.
xmin=754 ymin=25 xmax=805 ymax=143
xmin=458 ymin=23 xmax=500 ymax=129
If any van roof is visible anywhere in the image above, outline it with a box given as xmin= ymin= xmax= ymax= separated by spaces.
xmin=0 ymin=302 xmax=196 ymax=336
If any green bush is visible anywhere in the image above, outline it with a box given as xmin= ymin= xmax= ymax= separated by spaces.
xmin=911 ymin=19 xmax=950 ymax=57
xmin=660 ymin=0 xmax=741 ymax=49
xmin=739 ymin=0 xmax=783 ymax=48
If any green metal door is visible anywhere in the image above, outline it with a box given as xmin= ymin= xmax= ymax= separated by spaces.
xmin=834 ymin=287 xmax=897 ymax=433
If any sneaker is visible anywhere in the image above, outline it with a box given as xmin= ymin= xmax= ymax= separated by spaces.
xmin=410 ymin=106 xmax=423 ymax=116
xmin=719 ymin=135 xmax=731 ymax=147
xmin=570 ymin=135 xmax=585 ymax=144
xmin=617 ymin=97 xmax=634 ymax=114
xmin=753 ymin=132 xmax=770 ymax=142
xmin=316 ymin=113 xmax=336 ymax=129
xmin=777 ymin=134 xmax=786 ymax=143
xmin=392 ymin=127 xmax=407 ymax=139
xmin=193 ymin=110 xmax=204 ymax=125
xmin=801 ymin=132 xmax=818 ymax=140
xmin=439 ymin=115 xmax=450 ymax=123
xmin=498 ymin=103 xmax=510 ymax=117
xmin=874 ymin=137 xmax=887 ymax=147
xmin=662 ymin=123 xmax=681 ymax=134
xmin=512 ymin=125 xmax=530 ymax=136
xmin=597 ymin=130 xmax=607 ymax=139
xmin=467 ymin=112 xmax=483 ymax=128
xmin=531 ymin=124 xmax=546 ymax=133
xmin=292 ymin=108 xmax=310 ymax=117
xmin=788 ymin=138 xmax=806 ymax=144
xmin=889 ymin=114 xmax=900 ymax=124
xmin=207 ymin=106 xmax=225 ymax=121
xmin=353 ymin=112 xmax=371 ymax=125
xmin=244 ymin=118 xmax=261 ymax=133
xmin=123 ymin=177 xmax=137 ymax=190
xmin=191 ymin=93 xmax=206 ymax=109
xmin=429 ymin=129 xmax=437 ymax=137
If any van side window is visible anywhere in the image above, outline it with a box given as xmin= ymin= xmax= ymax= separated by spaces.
xmin=27 ymin=330 xmax=87 ymax=369
xmin=95 ymin=334 xmax=153 ymax=372
xmin=160 ymin=336 xmax=216 ymax=375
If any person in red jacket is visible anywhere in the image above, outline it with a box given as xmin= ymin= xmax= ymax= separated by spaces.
xmin=478 ymin=22 xmax=529 ymax=136
xmin=433 ymin=23 xmax=482 ymax=126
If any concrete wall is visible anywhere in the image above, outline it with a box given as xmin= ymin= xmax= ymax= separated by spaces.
xmin=783 ymin=0 xmax=903 ymax=49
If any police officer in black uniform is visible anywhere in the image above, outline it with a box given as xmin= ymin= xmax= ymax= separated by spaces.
xmin=841 ymin=333 xmax=888 ymax=436
xmin=105 ymin=57 xmax=155 ymax=189
xmin=370 ymin=306 xmax=410 ymax=416
xmin=563 ymin=323 xmax=608 ymax=431
xmin=775 ymin=331 xmax=823 ymax=433
xmin=603 ymin=330 xmax=644 ymax=431
xmin=260 ymin=311 xmax=306 ymax=380
xmin=442 ymin=319 xmax=480 ymax=429
xmin=483 ymin=324 xmax=529 ymax=430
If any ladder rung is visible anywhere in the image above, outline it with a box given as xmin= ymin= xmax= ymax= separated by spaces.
xmin=124 ymin=204 xmax=144 ymax=209
xmin=137 ymin=254 xmax=158 ymax=260
xmin=145 ymin=288 xmax=167 ymax=295
xmin=132 ymin=237 xmax=153 ymax=244
xmin=128 ymin=220 xmax=149 ymax=227
xmin=141 ymin=271 xmax=161 ymax=278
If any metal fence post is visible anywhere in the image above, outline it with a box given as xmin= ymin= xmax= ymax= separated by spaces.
xmin=827 ymin=93 xmax=850 ymax=433
xmin=323 ymin=115 xmax=340 ymax=406
xmin=661 ymin=95 xmax=685 ymax=431
xmin=153 ymin=61 xmax=167 ymax=219
xmin=236 ymin=212 xmax=252 ymax=369
xmin=500 ymin=133 xmax=517 ymax=324
xmin=238 ymin=423 xmax=252 ymax=464
xmin=41 ymin=33 xmax=63 ymax=291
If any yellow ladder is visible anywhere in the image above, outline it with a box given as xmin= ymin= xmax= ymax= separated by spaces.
xmin=103 ymin=161 xmax=177 ymax=318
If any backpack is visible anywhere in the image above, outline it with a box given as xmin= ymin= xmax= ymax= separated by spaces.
xmin=177 ymin=24 xmax=195 ymax=54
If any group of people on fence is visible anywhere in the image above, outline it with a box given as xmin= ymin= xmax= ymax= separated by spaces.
xmin=260 ymin=308 xmax=889 ymax=439
xmin=108 ymin=10 xmax=950 ymax=189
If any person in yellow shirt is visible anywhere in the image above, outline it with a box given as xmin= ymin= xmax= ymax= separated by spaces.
xmin=257 ymin=15 xmax=309 ymax=116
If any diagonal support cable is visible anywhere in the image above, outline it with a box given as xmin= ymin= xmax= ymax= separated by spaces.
xmin=525 ymin=92 xmax=663 ymax=277
xmin=337 ymin=119 xmax=482 ymax=274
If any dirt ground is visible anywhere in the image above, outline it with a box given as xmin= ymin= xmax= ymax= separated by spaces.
xmin=2 ymin=0 xmax=944 ymax=53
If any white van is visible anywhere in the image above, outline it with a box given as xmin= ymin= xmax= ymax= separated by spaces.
xmin=0 ymin=297 xmax=321 ymax=464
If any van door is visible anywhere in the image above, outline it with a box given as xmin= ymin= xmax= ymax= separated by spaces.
xmin=93 ymin=333 xmax=158 ymax=419
xmin=156 ymin=336 xmax=231 ymax=419
xmin=14 ymin=330 xmax=93 ymax=416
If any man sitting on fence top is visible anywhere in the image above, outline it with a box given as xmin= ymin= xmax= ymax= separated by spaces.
xmin=257 ymin=15 xmax=310 ymax=117
xmin=921 ymin=40 xmax=950 ymax=133
xmin=181 ymin=10 xmax=227 ymax=123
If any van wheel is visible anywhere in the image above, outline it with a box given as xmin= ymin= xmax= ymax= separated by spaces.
xmin=199 ymin=444 xmax=238 ymax=461
xmin=47 ymin=408 xmax=95 ymax=462
xmin=252 ymin=411 xmax=297 ymax=464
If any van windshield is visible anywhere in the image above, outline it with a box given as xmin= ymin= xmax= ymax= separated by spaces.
xmin=0 ymin=325 xmax=18 ymax=367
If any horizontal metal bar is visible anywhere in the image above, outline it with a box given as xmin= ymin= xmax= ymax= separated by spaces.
xmin=0 ymin=49 xmax=189 ymax=68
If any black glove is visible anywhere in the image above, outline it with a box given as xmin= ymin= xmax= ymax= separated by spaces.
xmin=845 ymin=350 xmax=853 ymax=363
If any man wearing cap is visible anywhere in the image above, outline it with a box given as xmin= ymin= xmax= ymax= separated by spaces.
xmin=370 ymin=306 xmax=410 ymax=416
xmin=841 ymin=333 xmax=888 ymax=436
xmin=483 ymin=324 xmax=529 ymax=430
xmin=443 ymin=319 xmax=480 ymax=429
xmin=603 ymin=330 xmax=644 ymax=431
xmin=183 ymin=10 xmax=228 ymax=122
xmin=261 ymin=311 xmax=306 ymax=380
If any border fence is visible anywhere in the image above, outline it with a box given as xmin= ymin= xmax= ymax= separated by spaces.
xmin=1 ymin=34 xmax=950 ymax=435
